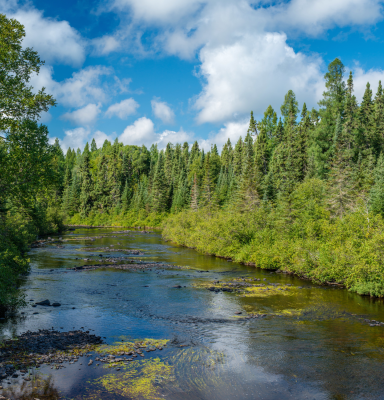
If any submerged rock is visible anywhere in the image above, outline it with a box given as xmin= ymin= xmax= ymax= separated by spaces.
xmin=35 ymin=299 xmax=50 ymax=306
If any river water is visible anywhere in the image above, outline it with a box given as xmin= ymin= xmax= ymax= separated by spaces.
xmin=1 ymin=228 xmax=384 ymax=399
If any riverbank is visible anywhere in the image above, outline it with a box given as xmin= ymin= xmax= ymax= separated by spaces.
xmin=163 ymin=201 xmax=384 ymax=298
xmin=67 ymin=210 xmax=167 ymax=229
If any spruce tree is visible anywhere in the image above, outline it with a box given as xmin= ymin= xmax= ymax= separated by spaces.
xmin=254 ymin=126 xmax=269 ymax=197
xmin=309 ymin=58 xmax=346 ymax=178
xmin=370 ymin=152 xmax=384 ymax=216
xmin=259 ymin=105 xmax=277 ymax=139
xmin=221 ymin=139 xmax=233 ymax=169
xmin=233 ymin=137 xmax=243 ymax=176
xmin=151 ymin=152 xmax=168 ymax=213
xmin=373 ymin=81 xmax=384 ymax=154
xmin=91 ymin=138 xmax=97 ymax=152
xmin=79 ymin=152 xmax=93 ymax=217
xmin=247 ymin=111 xmax=257 ymax=136
xmin=190 ymin=174 xmax=199 ymax=211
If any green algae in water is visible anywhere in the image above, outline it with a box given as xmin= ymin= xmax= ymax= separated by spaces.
xmin=85 ymin=358 xmax=174 ymax=400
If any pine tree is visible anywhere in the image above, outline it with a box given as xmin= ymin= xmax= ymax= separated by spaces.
xmin=79 ymin=152 xmax=93 ymax=217
xmin=309 ymin=58 xmax=346 ymax=178
xmin=190 ymin=174 xmax=199 ymax=211
xmin=373 ymin=81 xmax=384 ymax=154
xmin=200 ymin=153 xmax=214 ymax=209
xmin=233 ymin=137 xmax=243 ymax=176
xmin=247 ymin=111 xmax=257 ymax=136
xmin=221 ymin=139 xmax=233 ymax=169
xmin=271 ymin=92 xmax=301 ymax=195
xmin=91 ymin=138 xmax=97 ymax=152
xmin=281 ymin=90 xmax=299 ymax=125
xmin=151 ymin=152 xmax=168 ymax=213
xmin=328 ymin=105 xmax=356 ymax=218
xmin=370 ymin=152 xmax=384 ymax=216
xmin=93 ymin=154 xmax=109 ymax=211
xmin=259 ymin=105 xmax=277 ymax=139
xmin=254 ymin=126 xmax=269 ymax=197
xmin=171 ymin=170 xmax=189 ymax=212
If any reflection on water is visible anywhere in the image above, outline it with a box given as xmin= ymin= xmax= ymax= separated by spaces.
xmin=1 ymin=228 xmax=384 ymax=399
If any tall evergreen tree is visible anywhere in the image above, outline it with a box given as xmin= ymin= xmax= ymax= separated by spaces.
xmin=151 ymin=152 xmax=168 ymax=213
xmin=79 ymin=152 xmax=93 ymax=217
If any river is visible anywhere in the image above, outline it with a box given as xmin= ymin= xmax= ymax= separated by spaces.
xmin=1 ymin=227 xmax=384 ymax=399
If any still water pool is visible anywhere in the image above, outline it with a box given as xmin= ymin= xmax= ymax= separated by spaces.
xmin=1 ymin=228 xmax=384 ymax=399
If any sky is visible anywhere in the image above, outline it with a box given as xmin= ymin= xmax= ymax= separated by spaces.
xmin=2 ymin=0 xmax=384 ymax=152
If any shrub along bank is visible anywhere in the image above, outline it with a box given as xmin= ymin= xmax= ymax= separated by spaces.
xmin=163 ymin=179 xmax=384 ymax=297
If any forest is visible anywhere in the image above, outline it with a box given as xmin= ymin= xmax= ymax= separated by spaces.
xmin=2 ymin=10 xmax=384 ymax=317
xmin=60 ymin=58 xmax=384 ymax=297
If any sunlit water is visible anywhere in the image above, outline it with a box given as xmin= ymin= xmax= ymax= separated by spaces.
xmin=1 ymin=228 xmax=384 ymax=399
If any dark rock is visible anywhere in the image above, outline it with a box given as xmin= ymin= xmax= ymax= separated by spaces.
xmin=35 ymin=299 xmax=50 ymax=306
xmin=51 ymin=303 xmax=61 ymax=307
xmin=172 ymin=285 xmax=182 ymax=288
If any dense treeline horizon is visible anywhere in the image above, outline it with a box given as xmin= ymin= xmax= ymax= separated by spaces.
xmin=60 ymin=58 xmax=384 ymax=297
xmin=61 ymin=58 xmax=384 ymax=221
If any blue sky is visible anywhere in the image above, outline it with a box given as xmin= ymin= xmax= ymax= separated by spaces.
xmin=2 ymin=0 xmax=384 ymax=152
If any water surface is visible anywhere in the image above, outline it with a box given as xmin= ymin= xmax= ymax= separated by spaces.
xmin=1 ymin=228 xmax=384 ymax=399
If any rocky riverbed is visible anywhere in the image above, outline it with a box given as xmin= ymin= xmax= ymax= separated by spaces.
xmin=0 ymin=330 xmax=103 ymax=384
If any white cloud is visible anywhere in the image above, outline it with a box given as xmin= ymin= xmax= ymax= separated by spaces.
xmin=119 ymin=117 xmax=156 ymax=146
xmin=157 ymin=128 xmax=191 ymax=148
xmin=1 ymin=1 xmax=86 ymax=66
xmin=62 ymin=103 xmax=101 ymax=126
xmin=110 ymin=0 xmax=204 ymax=23
xmin=194 ymin=33 xmax=324 ymax=123
xmin=58 ymin=127 xmax=90 ymax=152
xmin=268 ymin=0 xmax=383 ymax=35
xmin=103 ymin=0 xmax=383 ymax=125
xmin=30 ymin=65 xmax=112 ymax=108
xmin=55 ymin=128 xmax=116 ymax=152
xmin=119 ymin=117 xmax=194 ymax=148
xmin=352 ymin=67 xmax=384 ymax=102
xmin=105 ymin=98 xmax=140 ymax=119
xmin=93 ymin=130 xmax=117 ymax=148
xmin=198 ymin=119 xmax=249 ymax=151
xmin=92 ymin=35 xmax=121 ymax=55
xmin=151 ymin=99 xmax=175 ymax=123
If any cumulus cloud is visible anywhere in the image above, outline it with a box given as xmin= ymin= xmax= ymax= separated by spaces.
xmin=1 ymin=1 xmax=86 ymax=66
xmin=105 ymin=98 xmax=140 ymax=119
xmin=57 ymin=127 xmax=90 ymax=152
xmin=55 ymin=127 xmax=116 ymax=152
xmin=157 ymin=128 xmax=191 ymax=148
xmin=268 ymin=0 xmax=383 ymax=35
xmin=352 ymin=67 xmax=384 ymax=102
xmin=93 ymin=130 xmax=117 ymax=148
xmin=102 ymin=0 xmax=383 ymax=125
xmin=194 ymin=33 xmax=324 ymax=123
xmin=119 ymin=117 xmax=156 ymax=146
xmin=30 ymin=65 xmax=112 ymax=108
xmin=62 ymin=103 xmax=101 ymax=126
xmin=151 ymin=99 xmax=175 ymax=123
xmin=119 ymin=117 xmax=193 ymax=148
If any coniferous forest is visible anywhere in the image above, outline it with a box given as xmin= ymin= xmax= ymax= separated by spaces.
xmin=3 ymin=10 xmax=384 ymax=313
xmin=58 ymin=59 xmax=384 ymax=297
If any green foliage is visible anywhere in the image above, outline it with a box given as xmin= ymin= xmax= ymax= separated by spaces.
xmin=57 ymin=57 xmax=384 ymax=298
xmin=0 ymin=14 xmax=63 ymax=314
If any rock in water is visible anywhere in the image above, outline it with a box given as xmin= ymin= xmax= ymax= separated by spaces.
xmin=51 ymin=303 xmax=61 ymax=307
xmin=35 ymin=299 xmax=50 ymax=306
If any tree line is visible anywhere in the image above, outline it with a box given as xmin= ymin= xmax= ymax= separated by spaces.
xmin=61 ymin=58 xmax=384 ymax=222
